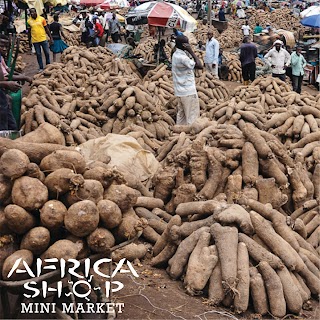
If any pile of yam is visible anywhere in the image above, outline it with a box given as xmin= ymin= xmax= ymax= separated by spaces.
xmin=0 ymin=146 xmax=167 ymax=280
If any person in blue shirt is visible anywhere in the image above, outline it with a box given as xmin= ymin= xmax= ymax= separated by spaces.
xmin=173 ymin=28 xmax=183 ymax=37
xmin=218 ymin=6 xmax=226 ymax=21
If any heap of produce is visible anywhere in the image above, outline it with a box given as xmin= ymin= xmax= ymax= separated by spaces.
xmin=1 ymin=38 xmax=320 ymax=318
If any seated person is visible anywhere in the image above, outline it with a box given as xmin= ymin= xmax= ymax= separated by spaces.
xmin=117 ymin=37 xmax=136 ymax=59
xmin=196 ymin=40 xmax=205 ymax=51
xmin=153 ymin=39 xmax=168 ymax=63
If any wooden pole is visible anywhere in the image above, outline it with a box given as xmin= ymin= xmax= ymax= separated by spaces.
xmin=208 ymin=0 xmax=212 ymax=25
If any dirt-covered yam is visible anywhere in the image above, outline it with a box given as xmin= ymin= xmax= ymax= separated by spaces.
xmin=20 ymin=227 xmax=50 ymax=255
xmin=97 ymin=200 xmax=122 ymax=229
xmin=41 ymin=240 xmax=80 ymax=261
xmin=104 ymin=184 xmax=140 ymax=212
xmin=40 ymin=200 xmax=67 ymax=229
xmin=87 ymin=228 xmax=115 ymax=253
xmin=40 ymin=150 xmax=86 ymax=174
xmin=64 ymin=200 xmax=99 ymax=237
xmin=12 ymin=176 xmax=48 ymax=211
xmin=4 ymin=205 xmax=36 ymax=234
xmin=0 ymin=149 xmax=30 ymax=179
xmin=63 ymin=179 xmax=104 ymax=206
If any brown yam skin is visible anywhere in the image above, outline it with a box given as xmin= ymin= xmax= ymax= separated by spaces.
xmin=4 ymin=205 xmax=36 ymax=235
xmin=104 ymin=184 xmax=139 ymax=212
xmin=153 ymin=167 xmax=176 ymax=202
xmin=64 ymin=200 xmax=99 ymax=237
xmin=234 ymin=242 xmax=250 ymax=314
xmin=40 ymin=150 xmax=86 ymax=174
xmin=242 ymin=142 xmax=259 ymax=186
xmin=83 ymin=167 xmax=125 ymax=189
xmin=184 ymin=236 xmax=218 ymax=295
xmin=87 ymin=228 xmax=115 ymax=253
xmin=153 ymin=215 xmax=182 ymax=257
xmin=112 ymin=243 xmax=149 ymax=262
xmin=41 ymin=240 xmax=79 ymax=261
xmin=44 ymin=168 xmax=85 ymax=196
xmin=259 ymin=261 xmax=286 ymax=318
xmin=115 ymin=208 xmax=147 ymax=243
xmin=0 ymin=174 xmax=12 ymax=203
xmin=20 ymin=227 xmax=50 ymax=255
xmin=12 ymin=176 xmax=48 ymax=211
xmin=208 ymin=261 xmax=225 ymax=306
xmin=2 ymin=249 xmax=33 ymax=281
xmin=249 ymin=267 xmax=268 ymax=315
xmin=97 ymin=200 xmax=122 ymax=229
xmin=0 ymin=209 xmax=12 ymax=235
xmin=66 ymin=235 xmax=91 ymax=260
xmin=63 ymin=179 xmax=104 ymax=206
xmin=210 ymin=223 xmax=238 ymax=293
xmin=167 ymin=227 xmax=210 ymax=280
xmin=25 ymin=163 xmax=45 ymax=183
xmin=40 ymin=200 xmax=67 ymax=230
xmin=0 ymin=235 xmax=19 ymax=276
xmin=0 ymin=149 xmax=30 ymax=179
xmin=277 ymin=266 xmax=303 ymax=314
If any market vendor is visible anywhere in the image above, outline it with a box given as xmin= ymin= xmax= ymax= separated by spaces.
xmin=264 ymin=40 xmax=290 ymax=81
xmin=117 ymin=37 xmax=136 ymax=59
xmin=153 ymin=39 xmax=168 ymax=63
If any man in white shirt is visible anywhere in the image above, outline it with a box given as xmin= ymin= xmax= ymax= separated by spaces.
xmin=264 ymin=40 xmax=291 ymax=81
xmin=241 ymin=20 xmax=250 ymax=37
xmin=172 ymin=35 xmax=203 ymax=125
xmin=204 ymin=31 xmax=219 ymax=78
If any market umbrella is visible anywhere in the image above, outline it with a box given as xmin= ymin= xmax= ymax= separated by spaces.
xmin=126 ymin=1 xmax=197 ymax=32
xmin=100 ymin=2 xmax=119 ymax=10
xmin=301 ymin=14 xmax=320 ymax=28
xmin=73 ymin=0 xmax=105 ymax=6
xmin=300 ymin=6 xmax=320 ymax=18
xmin=232 ymin=0 xmax=244 ymax=7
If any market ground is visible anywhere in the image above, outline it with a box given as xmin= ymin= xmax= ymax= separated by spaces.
xmin=14 ymin=51 xmax=320 ymax=320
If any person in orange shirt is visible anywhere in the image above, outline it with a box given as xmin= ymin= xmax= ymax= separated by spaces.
xmin=27 ymin=8 xmax=53 ymax=72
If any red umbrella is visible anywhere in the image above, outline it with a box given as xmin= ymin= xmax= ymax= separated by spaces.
xmin=100 ymin=2 xmax=120 ymax=10
xmin=79 ymin=0 xmax=105 ymax=6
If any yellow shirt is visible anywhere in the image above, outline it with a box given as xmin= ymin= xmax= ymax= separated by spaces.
xmin=27 ymin=16 xmax=47 ymax=43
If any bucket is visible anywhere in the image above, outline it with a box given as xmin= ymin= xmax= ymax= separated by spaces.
xmin=0 ymin=130 xmax=22 ymax=140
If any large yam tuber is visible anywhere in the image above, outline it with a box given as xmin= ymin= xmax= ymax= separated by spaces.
xmin=104 ymin=184 xmax=139 ymax=212
xmin=215 ymin=204 xmax=253 ymax=235
xmin=249 ymin=267 xmax=268 ymax=315
xmin=12 ymin=176 xmax=48 ymax=211
xmin=87 ymin=228 xmax=115 ymax=253
xmin=210 ymin=223 xmax=238 ymax=293
xmin=40 ymin=150 xmax=86 ymax=174
xmin=112 ymin=243 xmax=149 ymax=262
xmin=40 ymin=200 xmax=67 ymax=230
xmin=0 ymin=149 xmax=30 ymax=179
xmin=167 ymin=226 xmax=210 ymax=280
xmin=234 ymin=242 xmax=250 ymax=314
xmin=44 ymin=168 xmax=84 ymax=196
xmin=259 ymin=261 xmax=286 ymax=318
xmin=4 ymin=205 xmax=36 ymax=234
xmin=184 ymin=233 xmax=218 ymax=296
xmin=176 ymin=200 xmax=228 ymax=217
xmin=64 ymin=200 xmax=99 ymax=237
xmin=20 ymin=227 xmax=50 ymax=255
xmin=242 ymin=142 xmax=259 ymax=186
xmin=97 ymin=200 xmax=122 ymax=229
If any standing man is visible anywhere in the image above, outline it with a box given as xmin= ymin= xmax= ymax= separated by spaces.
xmin=108 ymin=13 xmax=121 ymax=43
xmin=204 ymin=31 xmax=219 ymax=78
xmin=27 ymin=8 xmax=53 ymax=72
xmin=264 ymin=40 xmax=290 ymax=81
xmin=239 ymin=36 xmax=257 ymax=85
xmin=218 ymin=6 xmax=226 ymax=21
xmin=253 ymin=23 xmax=263 ymax=34
xmin=172 ymin=35 xmax=203 ymax=125
xmin=241 ymin=20 xmax=251 ymax=37
xmin=290 ymin=46 xmax=306 ymax=94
